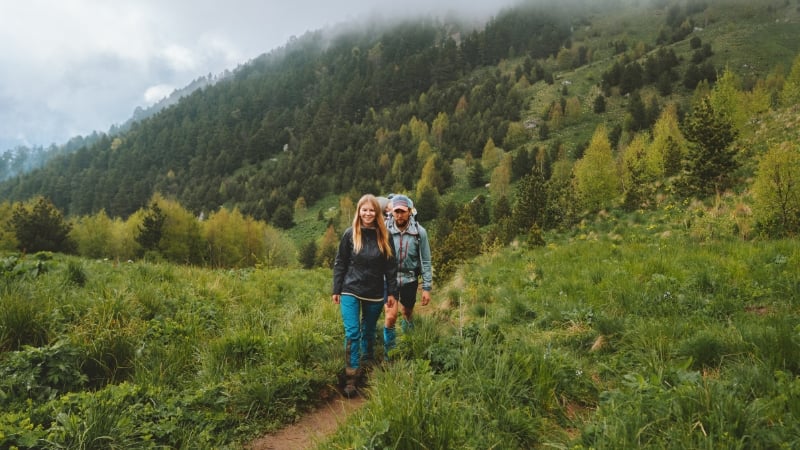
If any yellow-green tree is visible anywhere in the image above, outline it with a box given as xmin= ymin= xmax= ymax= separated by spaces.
xmin=431 ymin=112 xmax=449 ymax=149
xmin=564 ymin=97 xmax=582 ymax=122
xmin=0 ymin=201 xmax=18 ymax=251
xmin=111 ymin=214 xmax=140 ymax=261
xmin=548 ymin=102 xmax=564 ymax=129
xmin=294 ymin=197 xmax=307 ymax=215
xmin=417 ymin=155 xmax=446 ymax=196
xmin=647 ymin=103 xmax=687 ymax=178
xmin=143 ymin=193 xmax=203 ymax=264
xmin=573 ymin=125 xmax=621 ymax=211
xmin=316 ymin=224 xmax=339 ymax=269
xmin=202 ymin=207 xmax=264 ymax=268
xmin=387 ymin=152 xmax=406 ymax=193
xmin=338 ymin=195 xmax=355 ymax=232
xmin=481 ymin=138 xmax=504 ymax=172
xmin=262 ymin=226 xmax=298 ymax=268
xmin=710 ymin=68 xmax=747 ymax=135
xmin=744 ymin=78 xmax=773 ymax=118
xmin=417 ymin=140 xmax=434 ymax=170
xmin=780 ymin=54 xmax=800 ymax=107
xmin=407 ymin=116 xmax=429 ymax=144
xmin=503 ymin=121 xmax=529 ymax=151
xmin=751 ymin=142 xmax=800 ymax=236
xmin=490 ymin=153 xmax=512 ymax=200
xmin=71 ymin=209 xmax=115 ymax=259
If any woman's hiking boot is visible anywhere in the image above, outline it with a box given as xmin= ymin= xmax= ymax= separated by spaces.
xmin=343 ymin=367 xmax=361 ymax=398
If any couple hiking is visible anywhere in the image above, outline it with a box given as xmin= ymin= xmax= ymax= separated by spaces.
xmin=331 ymin=194 xmax=433 ymax=397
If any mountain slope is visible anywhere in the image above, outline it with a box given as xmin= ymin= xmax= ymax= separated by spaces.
xmin=0 ymin=0 xmax=797 ymax=225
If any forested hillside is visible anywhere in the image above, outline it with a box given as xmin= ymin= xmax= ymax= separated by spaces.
xmin=0 ymin=1 xmax=572 ymax=219
xmin=1 ymin=0 xmax=799 ymax=268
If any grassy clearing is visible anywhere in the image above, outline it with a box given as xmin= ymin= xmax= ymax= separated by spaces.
xmin=321 ymin=207 xmax=800 ymax=449
xmin=1 ymin=211 xmax=798 ymax=449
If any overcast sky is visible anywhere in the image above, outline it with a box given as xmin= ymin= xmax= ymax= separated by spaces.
xmin=0 ymin=0 xmax=518 ymax=151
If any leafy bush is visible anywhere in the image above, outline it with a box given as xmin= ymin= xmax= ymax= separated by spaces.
xmin=0 ymin=340 xmax=87 ymax=405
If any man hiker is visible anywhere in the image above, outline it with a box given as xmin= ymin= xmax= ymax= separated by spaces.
xmin=383 ymin=194 xmax=432 ymax=360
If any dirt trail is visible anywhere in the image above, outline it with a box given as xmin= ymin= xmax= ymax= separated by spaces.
xmin=247 ymin=395 xmax=365 ymax=450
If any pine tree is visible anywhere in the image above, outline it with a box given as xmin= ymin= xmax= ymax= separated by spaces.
xmin=468 ymin=161 xmax=486 ymax=188
xmin=681 ymin=96 xmax=738 ymax=197
xmin=435 ymin=208 xmax=482 ymax=280
xmin=11 ymin=196 xmax=75 ymax=253
xmin=512 ymin=168 xmax=548 ymax=233
xmin=492 ymin=195 xmax=512 ymax=222
xmin=136 ymin=202 xmax=165 ymax=252
xmin=299 ymin=240 xmax=318 ymax=269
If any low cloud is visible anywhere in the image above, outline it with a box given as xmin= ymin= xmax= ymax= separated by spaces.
xmin=144 ymin=84 xmax=175 ymax=104
xmin=0 ymin=0 xmax=518 ymax=150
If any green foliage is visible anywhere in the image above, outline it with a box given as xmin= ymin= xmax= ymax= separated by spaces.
xmin=680 ymin=96 xmax=739 ymax=197
xmin=70 ymin=209 xmax=115 ymax=259
xmin=10 ymin=197 xmax=76 ymax=254
xmin=512 ymin=168 xmax=548 ymax=233
xmin=0 ymin=200 xmax=18 ymax=251
xmin=135 ymin=201 xmax=165 ymax=252
xmin=780 ymin=54 xmax=800 ymax=107
xmin=271 ymin=204 xmax=295 ymax=229
xmin=573 ymin=125 xmax=621 ymax=212
xmin=0 ymin=340 xmax=88 ymax=405
xmin=751 ymin=142 xmax=800 ymax=237
xmin=433 ymin=208 xmax=481 ymax=281
xmin=467 ymin=161 xmax=486 ymax=188
xmin=299 ymin=239 xmax=317 ymax=269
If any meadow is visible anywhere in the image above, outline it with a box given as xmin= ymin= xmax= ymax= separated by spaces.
xmin=2 ymin=201 xmax=798 ymax=449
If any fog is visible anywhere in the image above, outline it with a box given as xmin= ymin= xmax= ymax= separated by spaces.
xmin=0 ymin=0 xmax=519 ymax=152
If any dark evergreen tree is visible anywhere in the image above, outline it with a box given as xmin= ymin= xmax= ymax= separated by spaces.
xmin=10 ymin=197 xmax=76 ymax=254
xmin=680 ymin=97 xmax=739 ymax=197
xmin=645 ymin=96 xmax=661 ymax=130
xmin=593 ymin=94 xmax=607 ymax=114
xmin=136 ymin=202 xmax=165 ymax=252
xmin=434 ymin=207 xmax=482 ymax=281
xmin=468 ymin=162 xmax=486 ymax=188
xmin=512 ymin=168 xmax=548 ymax=233
xmin=538 ymin=122 xmax=550 ymax=140
xmin=657 ymin=72 xmax=674 ymax=96
xmin=415 ymin=185 xmax=440 ymax=223
xmin=271 ymin=205 xmax=295 ymax=229
xmin=299 ymin=240 xmax=318 ymax=269
xmin=626 ymin=91 xmax=647 ymax=132
xmin=619 ymin=62 xmax=644 ymax=95
xmin=512 ymin=148 xmax=532 ymax=181
xmin=492 ymin=195 xmax=512 ymax=223
xmin=466 ymin=194 xmax=491 ymax=227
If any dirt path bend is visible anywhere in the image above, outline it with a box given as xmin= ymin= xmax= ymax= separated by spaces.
xmin=248 ymin=395 xmax=366 ymax=450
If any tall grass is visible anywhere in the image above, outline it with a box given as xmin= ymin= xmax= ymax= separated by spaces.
xmin=1 ymin=211 xmax=799 ymax=448
xmin=319 ymin=216 xmax=800 ymax=448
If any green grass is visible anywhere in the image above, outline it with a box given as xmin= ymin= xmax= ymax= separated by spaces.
xmin=1 ymin=207 xmax=799 ymax=449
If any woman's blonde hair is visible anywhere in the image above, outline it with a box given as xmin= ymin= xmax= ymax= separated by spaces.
xmin=352 ymin=194 xmax=393 ymax=257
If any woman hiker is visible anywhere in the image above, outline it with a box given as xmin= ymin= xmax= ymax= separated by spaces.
xmin=332 ymin=194 xmax=398 ymax=397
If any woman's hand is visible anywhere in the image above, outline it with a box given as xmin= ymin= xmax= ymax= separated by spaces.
xmin=386 ymin=294 xmax=396 ymax=309
xmin=332 ymin=294 xmax=341 ymax=304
